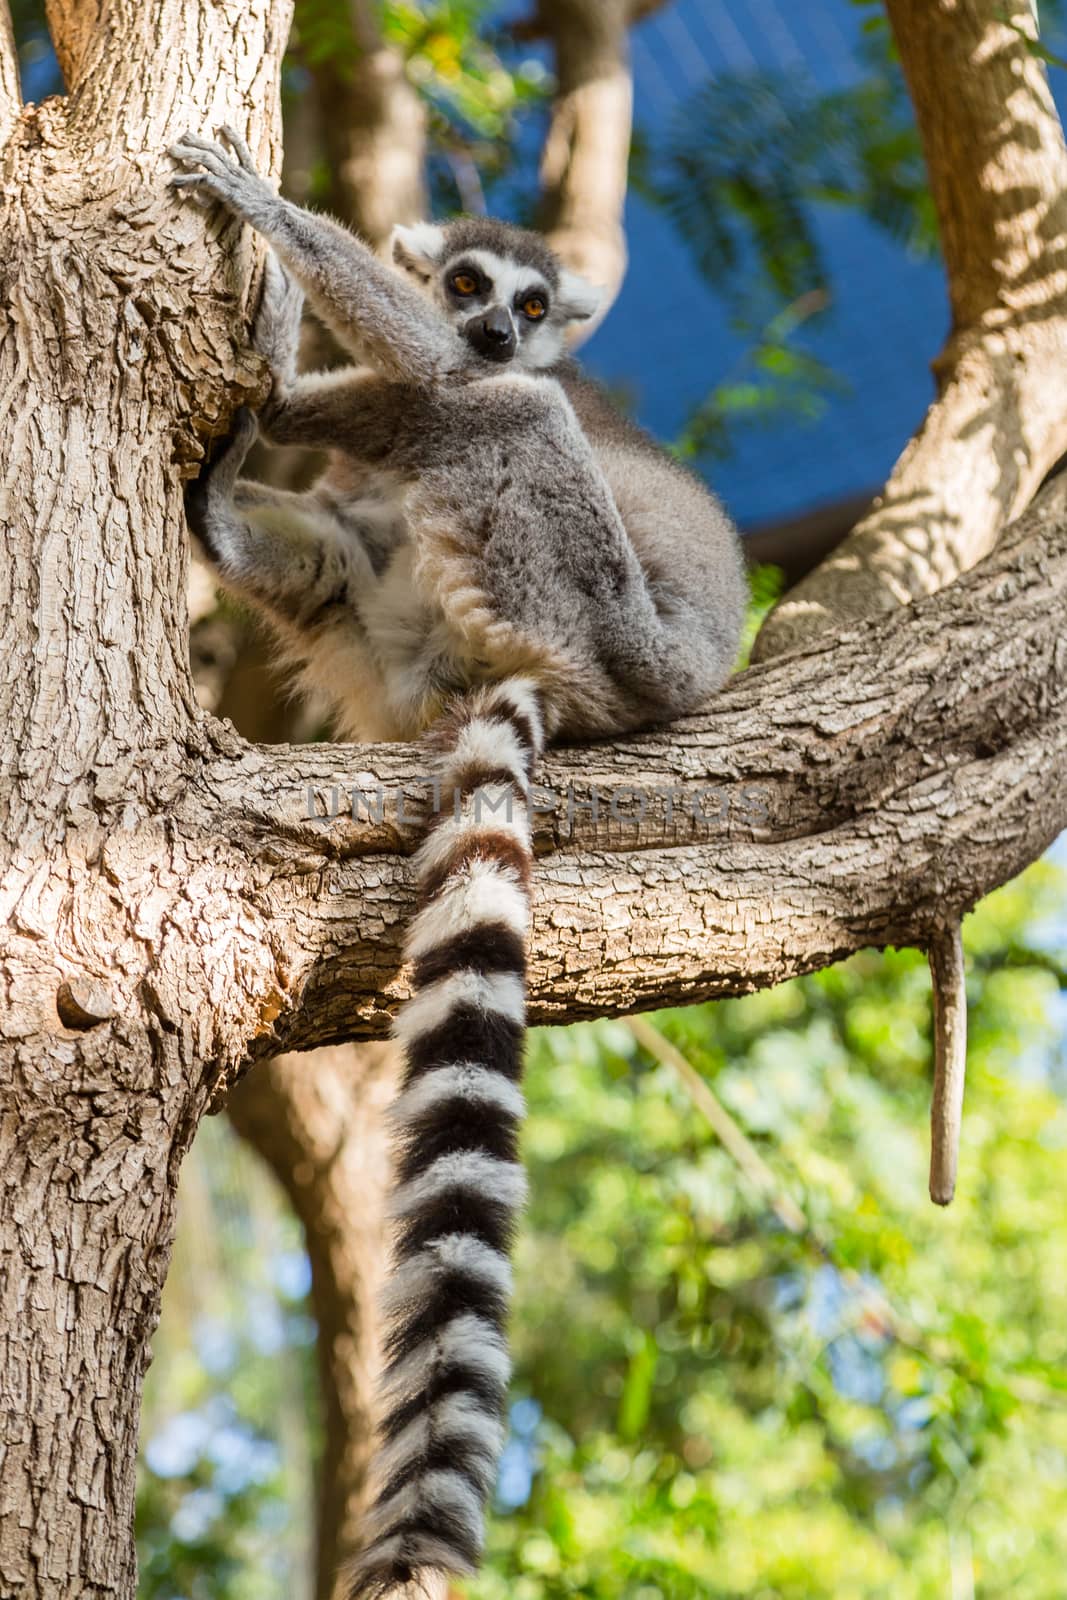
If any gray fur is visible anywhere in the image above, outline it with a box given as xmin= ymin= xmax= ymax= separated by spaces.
xmin=170 ymin=129 xmax=745 ymax=742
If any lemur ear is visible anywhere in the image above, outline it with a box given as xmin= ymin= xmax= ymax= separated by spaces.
xmin=391 ymin=223 xmax=447 ymax=281
xmin=557 ymin=269 xmax=604 ymax=323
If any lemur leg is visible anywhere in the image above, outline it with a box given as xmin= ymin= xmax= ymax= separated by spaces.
xmin=186 ymin=412 xmax=377 ymax=633
xmin=169 ymin=129 xmax=469 ymax=384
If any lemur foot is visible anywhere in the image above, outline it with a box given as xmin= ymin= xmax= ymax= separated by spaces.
xmin=184 ymin=407 xmax=258 ymax=562
xmin=255 ymin=251 xmax=304 ymax=381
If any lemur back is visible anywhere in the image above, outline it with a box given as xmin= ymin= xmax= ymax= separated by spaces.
xmin=172 ymin=129 xmax=745 ymax=1598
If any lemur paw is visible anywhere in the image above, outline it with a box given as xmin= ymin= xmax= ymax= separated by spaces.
xmin=184 ymin=408 xmax=258 ymax=561
xmin=168 ymin=127 xmax=274 ymax=218
xmin=255 ymin=251 xmax=304 ymax=373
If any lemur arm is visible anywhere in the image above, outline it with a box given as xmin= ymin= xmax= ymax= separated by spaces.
xmin=258 ymin=370 xmax=398 ymax=452
xmin=169 ymin=129 xmax=472 ymax=387
xmin=247 ymin=248 xmax=398 ymax=453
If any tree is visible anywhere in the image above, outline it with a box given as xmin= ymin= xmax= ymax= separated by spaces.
xmin=1 ymin=3 xmax=1066 ymax=1599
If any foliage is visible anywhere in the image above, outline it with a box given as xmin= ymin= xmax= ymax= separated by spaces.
xmin=651 ymin=0 xmax=1067 ymax=458
xmin=637 ymin=33 xmax=934 ymax=467
xmin=673 ymin=293 xmax=846 ymax=467
xmin=640 ymin=52 xmax=936 ymax=328
xmin=288 ymin=0 xmax=549 ymax=216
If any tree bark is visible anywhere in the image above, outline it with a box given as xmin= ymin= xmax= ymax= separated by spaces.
xmin=754 ymin=0 xmax=1067 ymax=658
xmin=0 ymin=0 xmax=17 ymax=147
xmin=0 ymin=3 xmax=289 ymax=1593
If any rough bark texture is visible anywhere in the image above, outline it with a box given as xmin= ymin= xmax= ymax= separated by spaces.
xmin=0 ymin=3 xmax=289 ymax=1594
xmin=0 ymin=0 xmax=17 ymax=147
xmin=754 ymin=0 xmax=1067 ymax=658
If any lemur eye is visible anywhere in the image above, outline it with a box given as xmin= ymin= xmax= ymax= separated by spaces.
xmin=451 ymin=272 xmax=478 ymax=296
xmin=522 ymin=295 xmax=547 ymax=320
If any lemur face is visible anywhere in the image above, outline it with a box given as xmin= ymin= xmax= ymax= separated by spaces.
xmin=391 ymin=220 xmax=602 ymax=372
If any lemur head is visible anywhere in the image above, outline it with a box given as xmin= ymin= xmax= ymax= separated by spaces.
xmin=390 ymin=216 xmax=603 ymax=370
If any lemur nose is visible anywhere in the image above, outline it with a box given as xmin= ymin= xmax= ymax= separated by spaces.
xmin=482 ymin=308 xmax=513 ymax=345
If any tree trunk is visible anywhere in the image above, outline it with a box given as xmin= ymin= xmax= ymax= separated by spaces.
xmin=227 ymin=1046 xmax=396 ymax=1600
xmin=312 ymin=0 xmax=427 ymax=251
xmin=0 ymin=4 xmax=290 ymax=1592
xmin=536 ymin=0 xmax=669 ymax=335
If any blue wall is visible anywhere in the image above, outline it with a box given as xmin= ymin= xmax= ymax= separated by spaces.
xmin=577 ymin=0 xmax=951 ymax=528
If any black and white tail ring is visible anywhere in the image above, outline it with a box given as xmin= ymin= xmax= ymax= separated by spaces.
xmin=345 ymin=676 xmax=545 ymax=1598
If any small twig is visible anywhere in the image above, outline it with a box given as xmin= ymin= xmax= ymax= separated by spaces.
xmin=625 ymin=1013 xmax=807 ymax=1235
xmin=928 ymin=923 xmax=968 ymax=1206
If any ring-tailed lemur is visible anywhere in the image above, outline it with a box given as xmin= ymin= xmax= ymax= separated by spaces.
xmin=170 ymin=128 xmax=745 ymax=1599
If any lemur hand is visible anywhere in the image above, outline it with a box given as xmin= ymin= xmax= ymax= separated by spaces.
xmin=168 ymin=128 xmax=275 ymax=221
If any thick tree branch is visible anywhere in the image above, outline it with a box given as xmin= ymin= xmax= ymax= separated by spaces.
xmin=43 ymin=0 xmax=100 ymax=92
xmin=754 ymin=0 xmax=1067 ymax=658
xmin=887 ymin=0 xmax=1067 ymax=330
xmin=192 ymin=474 xmax=1067 ymax=1052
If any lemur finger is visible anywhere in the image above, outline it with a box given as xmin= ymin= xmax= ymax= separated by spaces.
xmin=171 ymin=131 xmax=234 ymax=161
xmin=218 ymin=124 xmax=258 ymax=174
xmin=168 ymin=137 xmax=237 ymax=181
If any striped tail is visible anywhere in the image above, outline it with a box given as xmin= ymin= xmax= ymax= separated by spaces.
xmin=345 ymin=676 xmax=545 ymax=1598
